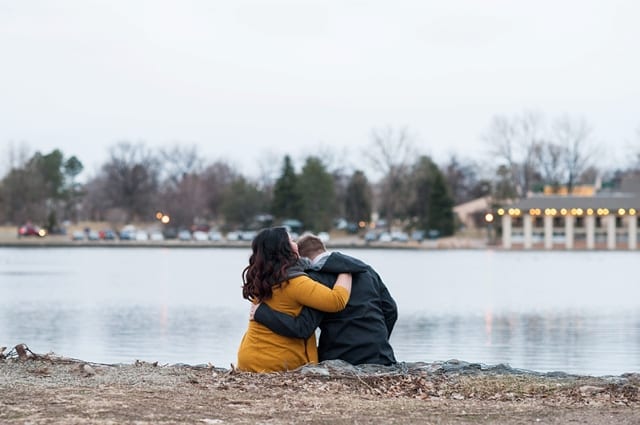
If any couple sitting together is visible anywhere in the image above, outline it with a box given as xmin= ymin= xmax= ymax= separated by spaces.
xmin=237 ymin=226 xmax=397 ymax=372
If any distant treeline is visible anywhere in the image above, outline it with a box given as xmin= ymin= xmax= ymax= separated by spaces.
xmin=2 ymin=113 xmax=638 ymax=234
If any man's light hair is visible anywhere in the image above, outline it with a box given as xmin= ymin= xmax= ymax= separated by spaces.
xmin=297 ymin=233 xmax=326 ymax=259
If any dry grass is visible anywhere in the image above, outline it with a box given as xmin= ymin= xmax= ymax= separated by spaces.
xmin=1 ymin=347 xmax=639 ymax=424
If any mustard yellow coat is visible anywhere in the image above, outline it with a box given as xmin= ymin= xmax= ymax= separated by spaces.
xmin=237 ymin=275 xmax=349 ymax=372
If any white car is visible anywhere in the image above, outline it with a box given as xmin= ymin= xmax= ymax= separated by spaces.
xmin=378 ymin=232 xmax=392 ymax=242
xmin=226 ymin=231 xmax=240 ymax=241
xmin=193 ymin=231 xmax=208 ymax=241
xmin=391 ymin=231 xmax=409 ymax=242
xmin=178 ymin=230 xmax=192 ymax=241
xmin=71 ymin=230 xmax=85 ymax=241
xmin=135 ymin=230 xmax=149 ymax=241
xmin=149 ymin=231 xmax=164 ymax=241
xmin=240 ymin=230 xmax=257 ymax=241
xmin=208 ymin=231 xmax=223 ymax=241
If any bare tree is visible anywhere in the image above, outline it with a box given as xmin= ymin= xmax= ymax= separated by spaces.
xmin=99 ymin=141 xmax=160 ymax=223
xmin=552 ymin=115 xmax=596 ymax=192
xmin=81 ymin=174 xmax=111 ymax=222
xmin=159 ymin=173 xmax=209 ymax=229
xmin=255 ymin=149 xmax=281 ymax=197
xmin=158 ymin=143 xmax=203 ymax=189
xmin=443 ymin=154 xmax=484 ymax=204
xmin=536 ymin=141 xmax=565 ymax=193
xmin=154 ymin=144 xmax=208 ymax=228
xmin=201 ymin=160 xmax=239 ymax=223
xmin=2 ymin=141 xmax=31 ymax=177
xmin=364 ymin=126 xmax=417 ymax=228
xmin=483 ymin=111 xmax=545 ymax=198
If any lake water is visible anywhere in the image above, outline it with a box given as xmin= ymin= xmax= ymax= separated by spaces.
xmin=1 ymin=246 xmax=639 ymax=376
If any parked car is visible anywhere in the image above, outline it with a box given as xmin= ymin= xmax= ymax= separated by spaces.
xmin=71 ymin=230 xmax=86 ymax=241
xmin=226 ymin=231 xmax=240 ymax=241
xmin=99 ymin=229 xmax=117 ymax=240
xmin=162 ymin=227 xmax=178 ymax=240
xmin=411 ymin=230 xmax=425 ymax=242
xmin=391 ymin=231 xmax=409 ymax=242
xmin=149 ymin=231 xmax=165 ymax=241
xmin=208 ymin=230 xmax=223 ymax=242
xmin=364 ymin=231 xmax=378 ymax=242
xmin=178 ymin=230 xmax=192 ymax=241
xmin=192 ymin=231 xmax=208 ymax=241
xmin=135 ymin=230 xmax=149 ymax=241
xmin=119 ymin=225 xmax=137 ymax=240
xmin=18 ymin=224 xmax=46 ymax=238
xmin=240 ymin=230 xmax=257 ymax=241
xmin=378 ymin=232 xmax=392 ymax=242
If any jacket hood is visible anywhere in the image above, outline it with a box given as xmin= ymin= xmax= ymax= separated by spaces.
xmin=319 ymin=252 xmax=368 ymax=274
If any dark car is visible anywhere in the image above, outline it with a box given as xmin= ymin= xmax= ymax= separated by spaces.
xmin=18 ymin=224 xmax=46 ymax=238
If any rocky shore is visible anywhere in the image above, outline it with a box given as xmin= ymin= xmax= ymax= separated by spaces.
xmin=2 ymin=345 xmax=639 ymax=424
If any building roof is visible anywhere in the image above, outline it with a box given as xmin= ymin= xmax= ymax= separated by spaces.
xmin=509 ymin=193 xmax=640 ymax=210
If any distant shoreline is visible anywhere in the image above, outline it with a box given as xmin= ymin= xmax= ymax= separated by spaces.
xmin=0 ymin=224 xmax=489 ymax=250
xmin=0 ymin=239 xmax=434 ymax=250
xmin=0 ymin=235 xmax=490 ymax=250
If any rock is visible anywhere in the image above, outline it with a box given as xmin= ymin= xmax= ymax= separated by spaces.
xmin=15 ymin=343 xmax=33 ymax=360
xmin=580 ymin=385 xmax=605 ymax=396
xmin=80 ymin=364 xmax=96 ymax=377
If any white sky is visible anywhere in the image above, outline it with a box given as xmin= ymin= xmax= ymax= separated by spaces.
xmin=1 ymin=0 xmax=639 ymax=179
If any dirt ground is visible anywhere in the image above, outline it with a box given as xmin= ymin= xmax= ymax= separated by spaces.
xmin=1 ymin=346 xmax=639 ymax=425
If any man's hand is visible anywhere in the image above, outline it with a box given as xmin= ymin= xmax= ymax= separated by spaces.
xmin=249 ymin=302 xmax=261 ymax=321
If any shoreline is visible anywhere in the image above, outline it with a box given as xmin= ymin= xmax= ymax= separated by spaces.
xmin=0 ymin=224 xmax=489 ymax=250
xmin=2 ymin=346 xmax=639 ymax=424
xmin=0 ymin=235 xmax=488 ymax=250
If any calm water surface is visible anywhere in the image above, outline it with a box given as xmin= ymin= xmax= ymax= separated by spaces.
xmin=1 ymin=247 xmax=639 ymax=376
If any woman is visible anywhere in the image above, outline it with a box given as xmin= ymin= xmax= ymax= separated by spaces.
xmin=236 ymin=227 xmax=352 ymax=372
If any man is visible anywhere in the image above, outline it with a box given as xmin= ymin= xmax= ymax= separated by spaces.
xmin=253 ymin=233 xmax=397 ymax=365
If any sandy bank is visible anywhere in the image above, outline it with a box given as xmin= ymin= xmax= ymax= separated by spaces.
xmin=1 ymin=345 xmax=639 ymax=424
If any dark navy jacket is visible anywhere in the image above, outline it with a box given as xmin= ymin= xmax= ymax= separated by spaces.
xmin=254 ymin=252 xmax=397 ymax=365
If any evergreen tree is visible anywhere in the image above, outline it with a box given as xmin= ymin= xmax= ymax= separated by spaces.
xmin=63 ymin=155 xmax=84 ymax=222
xmin=271 ymin=155 xmax=303 ymax=220
xmin=428 ymin=171 xmax=455 ymax=236
xmin=345 ymin=170 xmax=372 ymax=224
xmin=298 ymin=156 xmax=336 ymax=232
xmin=34 ymin=150 xmax=65 ymax=199
xmin=409 ymin=156 xmax=455 ymax=236
xmin=0 ymin=149 xmax=84 ymax=227
xmin=221 ymin=176 xmax=266 ymax=229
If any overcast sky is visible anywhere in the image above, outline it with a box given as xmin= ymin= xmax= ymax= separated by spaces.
xmin=2 ymin=0 xmax=639 ymax=179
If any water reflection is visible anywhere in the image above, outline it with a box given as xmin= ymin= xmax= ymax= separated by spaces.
xmin=392 ymin=309 xmax=640 ymax=375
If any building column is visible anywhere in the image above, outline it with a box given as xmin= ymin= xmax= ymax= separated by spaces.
xmin=585 ymin=215 xmax=596 ymax=250
xmin=565 ymin=215 xmax=574 ymax=250
xmin=606 ymin=215 xmax=616 ymax=250
xmin=502 ymin=214 xmax=512 ymax=249
xmin=544 ymin=215 xmax=553 ymax=249
xmin=629 ymin=216 xmax=637 ymax=250
xmin=523 ymin=214 xmax=533 ymax=250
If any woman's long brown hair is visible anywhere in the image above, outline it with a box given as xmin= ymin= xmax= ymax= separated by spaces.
xmin=242 ymin=227 xmax=298 ymax=302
